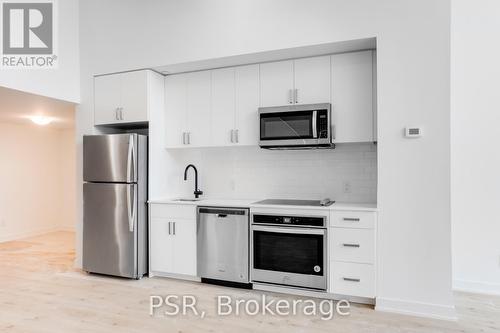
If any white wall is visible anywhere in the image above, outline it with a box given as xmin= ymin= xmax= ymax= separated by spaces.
xmin=161 ymin=144 xmax=376 ymax=203
xmin=79 ymin=0 xmax=453 ymax=319
xmin=451 ymin=0 xmax=500 ymax=295
xmin=0 ymin=123 xmax=76 ymax=242
xmin=0 ymin=0 xmax=80 ymax=103
xmin=59 ymin=128 xmax=77 ymax=231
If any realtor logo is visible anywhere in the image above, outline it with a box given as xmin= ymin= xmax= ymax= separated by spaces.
xmin=1 ymin=0 xmax=57 ymax=68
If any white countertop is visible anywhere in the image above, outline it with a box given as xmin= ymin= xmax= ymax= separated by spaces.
xmin=148 ymin=197 xmax=377 ymax=212
xmin=148 ymin=198 xmax=258 ymax=208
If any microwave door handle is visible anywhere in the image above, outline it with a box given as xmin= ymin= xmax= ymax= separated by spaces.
xmin=312 ymin=110 xmax=318 ymax=138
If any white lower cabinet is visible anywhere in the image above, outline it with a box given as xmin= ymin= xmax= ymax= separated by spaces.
xmin=150 ymin=204 xmax=197 ymax=277
xmin=330 ymin=262 xmax=376 ymax=298
xmin=329 ymin=210 xmax=377 ymax=299
xmin=331 ymin=228 xmax=375 ymax=264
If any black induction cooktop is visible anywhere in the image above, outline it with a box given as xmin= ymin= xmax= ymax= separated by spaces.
xmin=253 ymin=199 xmax=335 ymax=207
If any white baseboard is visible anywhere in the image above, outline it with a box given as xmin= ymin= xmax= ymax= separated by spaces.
xmin=453 ymin=279 xmax=500 ymax=296
xmin=0 ymin=226 xmax=75 ymax=243
xmin=375 ymin=297 xmax=457 ymax=321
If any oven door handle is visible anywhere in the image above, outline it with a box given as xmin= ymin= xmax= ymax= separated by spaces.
xmin=252 ymin=225 xmax=325 ymax=235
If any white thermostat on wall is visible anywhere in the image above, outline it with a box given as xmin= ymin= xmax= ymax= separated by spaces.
xmin=405 ymin=127 xmax=422 ymax=138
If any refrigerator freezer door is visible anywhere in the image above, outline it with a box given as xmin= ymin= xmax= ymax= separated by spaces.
xmin=83 ymin=182 xmax=138 ymax=278
xmin=83 ymin=134 xmax=137 ymax=183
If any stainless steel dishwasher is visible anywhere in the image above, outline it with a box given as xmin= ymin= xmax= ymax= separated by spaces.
xmin=197 ymin=207 xmax=250 ymax=287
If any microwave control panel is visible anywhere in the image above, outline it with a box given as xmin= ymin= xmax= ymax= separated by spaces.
xmin=317 ymin=110 xmax=329 ymax=139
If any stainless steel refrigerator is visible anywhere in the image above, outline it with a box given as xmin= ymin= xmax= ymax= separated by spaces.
xmin=83 ymin=134 xmax=148 ymax=279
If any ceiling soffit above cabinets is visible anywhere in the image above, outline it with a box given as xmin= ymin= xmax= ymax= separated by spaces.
xmin=153 ymin=37 xmax=376 ymax=75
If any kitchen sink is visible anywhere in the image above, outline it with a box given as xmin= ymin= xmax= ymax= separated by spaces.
xmin=172 ymin=198 xmax=202 ymax=202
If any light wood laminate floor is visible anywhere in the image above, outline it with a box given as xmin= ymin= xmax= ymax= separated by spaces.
xmin=0 ymin=231 xmax=499 ymax=332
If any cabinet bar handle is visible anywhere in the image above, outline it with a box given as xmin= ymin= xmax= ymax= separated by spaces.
xmin=230 ymin=129 xmax=234 ymax=143
xmin=187 ymin=132 xmax=191 ymax=145
xmin=343 ymin=217 xmax=360 ymax=222
xmin=343 ymin=277 xmax=361 ymax=282
xmin=168 ymin=222 xmax=171 ymax=235
xmin=173 ymin=222 xmax=176 ymax=235
xmin=235 ymin=129 xmax=239 ymax=143
xmin=342 ymin=243 xmax=360 ymax=248
xmin=288 ymin=89 xmax=293 ymax=104
xmin=294 ymin=89 xmax=298 ymax=104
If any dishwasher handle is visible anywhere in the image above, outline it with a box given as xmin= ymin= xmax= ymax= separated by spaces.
xmin=198 ymin=207 xmax=248 ymax=216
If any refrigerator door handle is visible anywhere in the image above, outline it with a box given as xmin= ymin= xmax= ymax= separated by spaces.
xmin=127 ymin=135 xmax=135 ymax=183
xmin=127 ymin=185 xmax=136 ymax=232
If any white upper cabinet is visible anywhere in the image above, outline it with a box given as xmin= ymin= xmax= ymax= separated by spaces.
xmin=186 ymin=71 xmax=211 ymax=147
xmin=210 ymin=65 xmax=260 ymax=146
xmin=294 ymin=55 xmax=331 ymax=104
xmin=260 ymin=57 xmax=330 ymax=107
xmin=165 ymin=71 xmax=212 ymax=148
xmin=163 ymin=52 xmax=376 ymax=148
xmin=120 ymin=71 xmax=149 ymax=123
xmin=331 ymin=51 xmax=374 ymax=143
xmin=94 ymin=70 xmax=157 ymax=125
xmin=234 ymin=64 xmax=260 ymax=145
xmin=211 ymin=67 xmax=236 ymax=146
xmin=260 ymin=60 xmax=294 ymax=107
xmin=165 ymin=74 xmax=188 ymax=148
xmin=94 ymin=74 xmax=122 ymax=125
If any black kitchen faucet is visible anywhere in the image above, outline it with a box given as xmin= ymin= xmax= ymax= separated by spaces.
xmin=184 ymin=164 xmax=203 ymax=198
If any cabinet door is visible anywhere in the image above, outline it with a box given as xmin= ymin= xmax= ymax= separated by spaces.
xmin=186 ymin=71 xmax=211 ymax=147
xmin=331 ymin=51 xmax=374 ymax=143
xmin=94 ymin=74 xmax=121 ymax=125
xmin=172 ymin=219 xmax=197 ymax=276
xmin=235 ymin=64 xmax=260 ymax=145
xmin=165 ymin=74 xmax=188 ymax=148
xmin=294 ymin=56 xmax=331 ymax=105
xmin=211 ymin=68 xmax=235 ymax=146
xmin=260 ymin=60 xmax=294 ymax=107
xmin=150 ymin=218 xmax=174 ymax=273
xmin=121 ymin=71 xmax=149 ymax=123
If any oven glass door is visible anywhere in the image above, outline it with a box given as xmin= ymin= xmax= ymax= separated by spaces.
xmin=260 ymin=111 xmax=315 ymax=141
xmin=252 ymin=226 xmax=324 ymax=276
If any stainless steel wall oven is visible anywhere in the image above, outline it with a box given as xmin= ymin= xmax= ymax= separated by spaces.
xmin=250 ymin=212 xmax=327 ymax=290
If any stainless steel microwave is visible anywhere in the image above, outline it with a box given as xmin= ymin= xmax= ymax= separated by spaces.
xmin=259 ymin=103 xmax=333 ymax=149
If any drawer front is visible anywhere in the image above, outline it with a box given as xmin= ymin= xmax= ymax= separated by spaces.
xmin=330 ymin=211 xmax=376 ymax=229
xmin=330 ymin=262 xmax=375 ymax=298
xmin=150 ymin=204 xmax=196 ymax=219
xmin=331 ymin=228 xmax=375 ymax=264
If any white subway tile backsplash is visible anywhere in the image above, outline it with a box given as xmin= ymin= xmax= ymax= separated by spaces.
xmin=165 ymin=143 xmax=377 ymax=203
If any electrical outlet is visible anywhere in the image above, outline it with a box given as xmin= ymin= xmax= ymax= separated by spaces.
xmin=343 ymin=181 xmax=351 ymax=194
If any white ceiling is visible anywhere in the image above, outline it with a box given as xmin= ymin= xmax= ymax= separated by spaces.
xmin=0 ymin=86 xmax=76 ymax=129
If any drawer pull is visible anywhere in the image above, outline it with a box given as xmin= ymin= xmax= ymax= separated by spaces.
xmin=342 ymin=243 xmax=360 ymax=248
xmin=343 ymin=277 xmax=361 ymax=282
xmin=343 ymin=217 xmax=360 ymax=222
